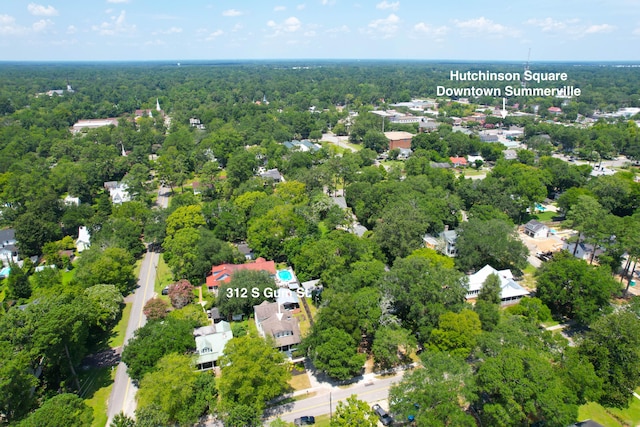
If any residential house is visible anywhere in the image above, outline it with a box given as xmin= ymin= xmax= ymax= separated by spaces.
xmin=76 ymin=226 xmax=91 ymax=253
xmin=503 ymin=149 xmax=518 ymax=160
xmin=466 ymin=265 xmax=530 ymax=305
xmin=0 ymin=228 xmax=18 ymax=266
xmin=479 ymin=133 xmax=500 ymax=143
xmin=523 ymin=220 xmax=549 ymax=239
xmin=205 ymin=257 xmax=276 ymax=292
xmin=396 ymin=148 xmax=413 ymax=160
xmin=548 ymin=106 xmax=562 ymax=115
xmin=63 ymin=195 xmax=80 ymax=206
xmin=418 ymin=118 xmax=439 ymax=133
xmin=236 ymin=243 xmax=254 ymax=261
xmin=194 ymin=321 xmax=233 ymax=371
xmin=260 ymin=168 xmax=284 ymax=183
xmin=254 ymin=301 xmax=301 ymax=354
xmin=104 ymin=181 xmax=131 ymax=204
xmin=384 ymin=131 xmax=413 ymax=150
xmin=449 ymin=156 xmax=468 ymax=167
xmin=283 ymin=139 xmax=321 ymax=152
xmin=562 ymin=241 xmax=604 ymax=262
xmin=423 ymin=228 xmax=458 ymax=257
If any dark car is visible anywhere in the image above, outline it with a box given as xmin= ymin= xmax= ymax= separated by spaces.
xmin=372 ymin=404 xmax=393 ymax=426
xmin=161 ymin=286 xmax=169 ymax=295
xmin=294 ymin=416 xmax=315 ymax=426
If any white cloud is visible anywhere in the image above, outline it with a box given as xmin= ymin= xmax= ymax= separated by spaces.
xmin=304 ymin=30 xmax=316 ymax=37
xmin=152 ymin=26 xmax=182 ymax=35
xmin=526 ymin=18 xmax=615 ymax=38
xmin=232 ymin=23 xmax=244 ymax=32
xmin=633 ymin=27 xmax=640 ymax=36
xmin=106 ymin=0 xmax=130 ymax=3
xmin=365 ymin=13 xmax=400 ymax=38
xmin=67 ymin=24 xmax=76 ymax=34
xmin=376 ymin=1 xmax=399 ymax=11
xmin=454 ymin=16 xmax=514 ymax=37
xmin=297 ymin=4 xmax=306 ymax=10
xmin=0 ymin=13 xmax=53 ymax=35
xmin=585 ymin=24 xmax=616 ymax=34
xmin=222 ymin=9 xmax=243 ymax=17
xmin=206 ymin=29 xmax=223 ymax=41
xmin=0 ymin=15 xmax=24 ymax=35
xmin=274 ymin=6 xmax=286 ymax=11
xmin=92 ymin=10 xmax=136 ymax=36
xmin=413 ymin=22 xmax=448 ymax=37
xmin=32 ymin=19 xmax=53 ymax=32
xmin=267 ymin=16 xmax=302 ymax=36
xmin=321 ymin=0 xmax=336 ymax=5
xmin=326 ymin=24 xmax=350 ymax=34
xmin=27 ymin=4 xmax=59 ymax=17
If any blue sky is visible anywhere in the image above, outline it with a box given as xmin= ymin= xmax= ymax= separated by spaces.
xmin=1 ymin=0 xmax=639 ymax=61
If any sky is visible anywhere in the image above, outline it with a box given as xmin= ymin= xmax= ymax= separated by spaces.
xmin=1 ymin=0 xmax=639 ymax=62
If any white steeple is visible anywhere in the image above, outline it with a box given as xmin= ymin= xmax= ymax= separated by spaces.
xmin=156 ymin=98 xmax=161 ymax=112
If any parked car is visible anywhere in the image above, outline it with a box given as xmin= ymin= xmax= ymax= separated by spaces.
xmin=161 ymin=286 xmax=169 ymax=295
xmin=372 ymin=404 xmax=393 ymax=426
xmin=294 ymin=416 xmax=315 ymax=426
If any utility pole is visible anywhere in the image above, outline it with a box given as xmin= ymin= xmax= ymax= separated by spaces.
xmin=329 ymin=391 xmax=333 ymax=419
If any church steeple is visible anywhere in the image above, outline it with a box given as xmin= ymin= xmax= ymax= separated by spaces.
xmin=156 ymin=98 xmax=161 ymax=112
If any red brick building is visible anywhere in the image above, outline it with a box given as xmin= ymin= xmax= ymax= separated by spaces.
xmin=384 ymin=131 xmax=414 ymax=150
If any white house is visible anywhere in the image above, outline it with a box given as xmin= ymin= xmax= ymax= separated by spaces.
xmin=562 ymin=240 xmax=604 ymax=262
xmin=254 ymin=301 xmax=301 ymax=355
xmin=467 ymin=265 xmax=530 ymax=305
xmin=423 ymin=228 xmax=458 ymax=257
xmin=523 ymin=220 xmax=549 ymax=239
xmin=104 ymin=181 xmax=131 ymax=204
xmin=194 ymin=321 xmax=233 ymax=371
xmin=76 ymin=226 xmax=91 ymax=253
xmin=63 ymin=195 xmax=80 ymax=206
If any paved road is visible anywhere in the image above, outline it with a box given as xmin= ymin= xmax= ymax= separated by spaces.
xmin=264 ymin=372 xmax=404 ymax=425
xmin=105 ymin=186 xmax=169 ymax=425
xmin=322 ymin=133 xmax=358 ymax=152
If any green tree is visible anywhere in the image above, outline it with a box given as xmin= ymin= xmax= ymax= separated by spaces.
xmin=0 ymin=343 xmax=37 ymax=423
xmin=6 ymin=263 xmax=31 ymax=300
xmin=390 ymin=351 xmax=475 ymax=426
xmin=578 ymin=310 xmax=640 ymax=408
xmin=121 ymin=317 xmax=196 ymax=382
xmin=307 ymin=327 xmax=366 ymax=381
xmin=84 ymin=284 xmax=124 ymax=331
xmin=217 ymin=270 xmax=277 ymax=319
xmin=222 ymin=404 xmax=262 ymax=427
xmin=165 ymin=205 xmax=205 ymax=237
xmin=137 ymin=353 xmax=215 ymax=425
xmin=475 ymin=348 xmax=578 ymax=427
xmin=474 ymin=273 xmax=502 ymax=331
xmin=372 ymin=325 xmax=416 ymax=370
xmin=143 ymin=297 xmax=169 ymax=321
xmin=109 ymin=412 xmax=136 ymax=427
xmin=218 ymin=334 xmax=291 ymax=412
xmin=429 ymin=309 xmax=482 ymax=358
xmin=536 ymin=251 xmax=619 ymax=324
xmin=504 ymin=297 xmax=552 ymax=322
xmin=455 ymin=218 xmax=528 ymax=273
xmin=74 ymin=247 xmax=135 ymax=294
xmin=382 ymin=256 xmax=467 ymax=341
xmin=362 ymin=130 xmax=388 ymax=153
xmin=330 ymin=395 xmax=378 ymax=427
xmin=19 ymin=393 xmax=93 ymax=427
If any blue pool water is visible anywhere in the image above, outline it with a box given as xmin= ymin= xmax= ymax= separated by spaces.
xmin=277 ymin=270 xmax=293 ymax=281
xmin=0 ymin=266 xmax=10 ymax=278
xmin=536 ymin=203 xmax=547 ymax=211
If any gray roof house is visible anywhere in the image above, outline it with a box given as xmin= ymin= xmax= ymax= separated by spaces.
xmin=254 ymin=301 xmax=301 ymax=354
xmin=523 ymin=220 xmax=549 ymax=239
xmin=0 ymin=229 xmax=18 ymax=266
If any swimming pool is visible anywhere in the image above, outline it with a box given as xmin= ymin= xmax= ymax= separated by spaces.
xmin=277 ymin=269 xmax=293 ymax=282
xmin=536 ymin=203 xmax=547 ymax=212
xmin=0 ymin=266 xmax=10 ymax=278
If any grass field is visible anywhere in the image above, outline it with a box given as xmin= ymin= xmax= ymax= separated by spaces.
xmin=108 ymin=302 xmax=132 ymax=348
xmin=579 ymin=398 xmax=640 ymax=427
xmin=80 ymin=366 xmax=115 ymax=427
xmin=154 ymin=255 xmax=173 ymax=300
